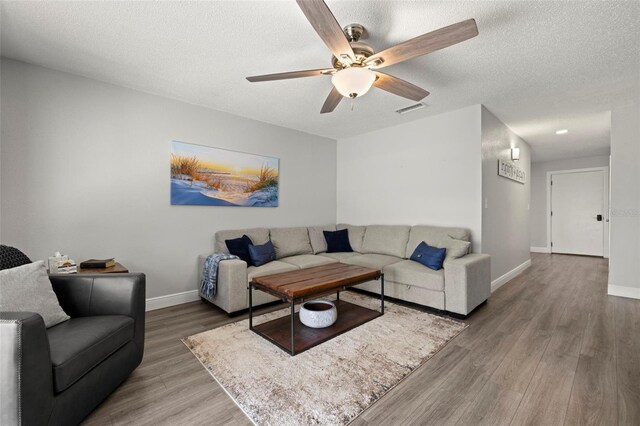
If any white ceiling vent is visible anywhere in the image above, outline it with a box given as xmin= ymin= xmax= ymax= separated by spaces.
xmin=395 ymin=103 xmax=428 ymax=114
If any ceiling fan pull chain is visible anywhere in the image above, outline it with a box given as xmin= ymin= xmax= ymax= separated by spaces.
xmin=351 ymin=98 xmax=354 ymax=111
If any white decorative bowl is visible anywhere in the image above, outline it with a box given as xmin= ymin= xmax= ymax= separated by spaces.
xmin=299 ymin=299 xmax=338 ymax=328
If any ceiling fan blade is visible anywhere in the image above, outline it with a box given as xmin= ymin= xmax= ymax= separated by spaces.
xmin=365 ymin=19 xmax=478 ymax=69
xmin=246 ymin=68 xmax=334 ymax=82
xmin=320 ymin=87 xmax=343 ymax=114
xmin=373 ymin=72 xmax=430 ymax=101
xmin=296 ymin=0 xmax=356 ymax=63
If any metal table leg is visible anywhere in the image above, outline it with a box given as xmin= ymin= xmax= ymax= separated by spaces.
xmin=290 ymin=299 xmax=295 ymax=356
xmin=381 ymin=273 xmax=385 ymax=314
xmin=249 ymin=283 xmax=253 ymax=330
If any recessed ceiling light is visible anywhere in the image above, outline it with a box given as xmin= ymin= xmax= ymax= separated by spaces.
xmin=556 ymin=129 xmax=569 ymax=135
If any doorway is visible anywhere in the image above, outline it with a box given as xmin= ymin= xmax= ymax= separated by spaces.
xmin=547 ymin=167 xmax=609 ymax=257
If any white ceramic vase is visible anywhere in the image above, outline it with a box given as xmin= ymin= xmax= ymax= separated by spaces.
xmin=299 ymin=299 xmax=338 ymax=328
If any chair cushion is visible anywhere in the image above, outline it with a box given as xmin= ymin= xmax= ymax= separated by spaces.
xmin=410 ymin=242 xmax=446 ymax=271
xmin=361 ymin=225 xmax=411 ymax=258
xmin=336 ymin=224 xmax=366 ymax=252
xmin=270 ymin=227 xmax=313 ymax=259
xmin=318 ymin=252 xmax=360 ymax=261
xmin=383 ymin=260 xmax=445 ymax=292
xmin=308 ymin=225 xmax=336 ymax=254
xmin=47 ymin=315 xmax=134 ymax=393
xmin=342 ymin=254 xmax=403 ymax=270
xmin=324 ymin=229 xmax=353 ymax=253
xmin=279 ymin=254 xmax=338 ymax=269
xmin=248 ymin=241 xmax=276 ymax=267
xmin=0 ymin=261 xmax=70 ymax=328
xmin=215 ymin=228 xmax=270 ymax=254
xmin=405 ymin=225 xmax=471 ymax=258
xmin=225 ymin=234 xmax=253 ymax=264
xmin=247 ymin=261 xmax=299 ymax=282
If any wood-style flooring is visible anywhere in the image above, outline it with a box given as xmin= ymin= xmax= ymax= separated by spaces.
xmin=84 ymin=253 xmax=640 ymax=426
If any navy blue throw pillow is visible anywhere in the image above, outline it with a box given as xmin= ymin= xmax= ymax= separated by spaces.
xmin=323 ymin=229 xmax=353 ymax=253
xmin=248 ymin=241 xmax=276 ymax=267
xmin=225 ymin=235 xmax=253 ymax=264
xmin=410 ymin=242 xmax=447 ymax=271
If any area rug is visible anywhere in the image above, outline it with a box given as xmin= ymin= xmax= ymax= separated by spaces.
xmin=182 ymin=292 xmax=466 ymax=426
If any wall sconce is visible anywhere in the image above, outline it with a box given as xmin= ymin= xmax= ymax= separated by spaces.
xmin=511 ymin=147 xmax=520 ymax=162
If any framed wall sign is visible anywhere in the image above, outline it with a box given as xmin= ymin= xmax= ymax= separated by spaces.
xmin=498 ymin=159 xmax=526 ymax=184
xmin=170 ymin=141 xmax=279 ymax=207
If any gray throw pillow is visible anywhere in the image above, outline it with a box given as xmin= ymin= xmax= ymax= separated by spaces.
xmin=0 ymin=260 xmax=70 ymax=328
xmin=440 ymin=238 xmax=471 ymax=260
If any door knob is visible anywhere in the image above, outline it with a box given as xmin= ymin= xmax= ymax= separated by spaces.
xmin=596 ymin=214 xmax=603 ymax=221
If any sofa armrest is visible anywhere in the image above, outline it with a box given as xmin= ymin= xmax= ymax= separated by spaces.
xmin=49 ymin=274 xmax=146 ymax=360
xmin=0 ymin=312 xmax=54 ymax=426
xmin=444 ymin=253 xmax=491 ymax=315
xmin=198 ymin=255 xmax=248 ymax=314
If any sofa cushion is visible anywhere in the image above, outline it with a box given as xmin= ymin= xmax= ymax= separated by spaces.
xmin=270 ymin=227 xmax=313 ymax=259
xmin=248 ymin=241 xmax=276 ymax=267
xmin=225 ymin=235 xmax=253 ymax=264
xmin=383 ymin=260 xmax=445 ymax=292
xmin=336 ymin=224 xmax=366 ymax=252
xmin=342 ymin=253 xmax=403 ymax=270
xmin=308 ymin=225 xmax=336 ymax=254
xmin=318 ymin=252 xmax=360 ymax=261
xmin=324 ymin=229 xmax=353 ymax=253
xmin=279 ymin=255 xmax=338 ymax=269
xmin=361 ymin=225 xmax=411 ymax=258
xmin=47 ymin=315 xmax=134 ymax=393
xmin=247 ymin=261 xmax=299 ymax=283
xmin=0 ymin=261 xmax=70 ymax=328
xmin=215 ymin=228 xmax=269 ymax=253
xmin=405 ymin=225 xmax=471 ymax=258
xmin=410 ymin=242 xmax=446 ymax=271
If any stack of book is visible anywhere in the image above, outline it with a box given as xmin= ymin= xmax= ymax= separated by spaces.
xmin=56 ymin=260 xmax=78 ymax=274
xmin=80 ymin=258 xmax=116 ymax=269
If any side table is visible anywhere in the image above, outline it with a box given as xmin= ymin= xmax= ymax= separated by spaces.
xmin=49 ymin=262 xmax=129 ymax=275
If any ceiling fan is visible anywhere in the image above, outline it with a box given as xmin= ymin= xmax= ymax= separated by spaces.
xmin=246 ymin=0 xmax=479 ymax=114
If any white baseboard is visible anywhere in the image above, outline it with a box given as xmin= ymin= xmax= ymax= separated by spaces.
xmin=146 ymin=290 xmax=200 ymax=311
xmin=530 ymin=246 xmax=550 ymax=253
xmin=491 ymin=259 xmax=532 ymax=293
xmin=608 ymin=285 xmax=640 ymax=300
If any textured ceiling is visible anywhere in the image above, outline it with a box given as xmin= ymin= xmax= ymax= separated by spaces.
xmin=1 ymin=1 xmax=638 ymax=161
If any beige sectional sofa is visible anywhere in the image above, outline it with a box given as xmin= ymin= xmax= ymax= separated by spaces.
xmin=198 ymin=224 xmax=491 ymax=317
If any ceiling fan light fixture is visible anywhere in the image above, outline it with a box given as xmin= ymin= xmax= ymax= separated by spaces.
xmin=331 ymin=67 xmax=376 ymax=98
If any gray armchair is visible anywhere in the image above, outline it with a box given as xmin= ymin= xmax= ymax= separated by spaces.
xmin=0 ymin=247 xmax=145 ymax=426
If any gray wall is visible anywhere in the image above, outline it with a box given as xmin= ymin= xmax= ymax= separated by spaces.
xmin=0 ymin=59 xmax=337 ymax=299
xmin=481 ymin=107 xmax=532 ymax=282
xmin=336 ymin=105 xmax=483 ymax=252
xmin=529 ymin=155 xmax=610 ymax=249
xmin=609 ymin=102 xmax=640 ymax=296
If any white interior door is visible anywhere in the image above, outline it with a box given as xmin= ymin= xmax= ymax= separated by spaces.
xmin=551 ymin=170 xmax=605 ymax=256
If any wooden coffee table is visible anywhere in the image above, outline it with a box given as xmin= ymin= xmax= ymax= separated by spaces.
xmin=249 ymin=262 xmax=384 ymax=356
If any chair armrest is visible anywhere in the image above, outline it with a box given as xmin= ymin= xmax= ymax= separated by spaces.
xmin=49 ymin=273 xmax=146 ymax=358
xmin=198 ymin=255 xmax=248 ymax=314
xmin=444 ymin=253 xmax=491 ymax=315
xmin=0 ymin=312 xmax=54 ymax=426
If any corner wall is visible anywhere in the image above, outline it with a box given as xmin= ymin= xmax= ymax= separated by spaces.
xmin=608 ymin=102 xmax=640 ymax=299
xmin=0 ymin=59 xmax=337 ymax=301
xmin=336 ymin=105 xmax=483 ymax=251
xmin=481 ymin=107 xmax=532 ymax=286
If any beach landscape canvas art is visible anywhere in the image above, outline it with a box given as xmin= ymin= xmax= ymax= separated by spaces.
xmin=170 ymin=141 xmax=279 ymax=207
